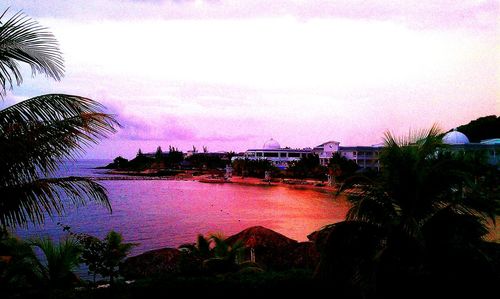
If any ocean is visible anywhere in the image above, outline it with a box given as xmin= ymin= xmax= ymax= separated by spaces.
xmin=14 ymin=159 xmax=347 ymax=259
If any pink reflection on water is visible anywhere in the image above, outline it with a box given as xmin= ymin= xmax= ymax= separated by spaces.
xmin=18 ymin=181 xmax=349 ymax=256
xmin=111 ymin=181 xmax=349 ymax=250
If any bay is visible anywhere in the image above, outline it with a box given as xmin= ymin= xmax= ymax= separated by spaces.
xmin=15 ymin=160 xmax=348 ymax=257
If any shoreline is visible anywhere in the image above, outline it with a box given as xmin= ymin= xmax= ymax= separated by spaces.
xmin=93 ymin=169 xmax=340 ymax=194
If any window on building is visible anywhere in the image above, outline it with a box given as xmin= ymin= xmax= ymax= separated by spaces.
xmin=264 ymin=152 xmax=279 ymax=157
xmin=256 ymin=152 xmax=262 ymax=157
xmin=288 ymin=153 xmax=301 ymax=157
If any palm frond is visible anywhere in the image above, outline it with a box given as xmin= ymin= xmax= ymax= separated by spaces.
xmin=346 ymin=192 xmax=395 ymax=226
xmin=0 ymin=94 xmax=119 ymax=185
xmin=29 ymin=236 xmax=81 ymax=284
xmin=196 ymin=234 xmax=212 ymax=257
xmin=0 ymin=9 xmax=64 ymax=97
xmin=416 ymin=123 xmax=444 ymax=159
xmin=383 ymin=124 xmax=443 ymax=148
xmin=210 ymin=233 xmax=230 ymax=258
xmin=0 ymin=93 xmax=110 ymax=127
xmin=0 ymin=177 xmax=111 ymax=228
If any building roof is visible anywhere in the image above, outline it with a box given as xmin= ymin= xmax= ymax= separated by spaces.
xmin=480 ymin=138 xmax=500 ymax=145
xmin=339 ymin=146 xmax=382 ymax=151
xmin=315 ymin=140 xmax=340 ymax=147
xmin=247 ymin=148 xmax=312 ymax=152
xmin=442 ymin=129 xmax=470 ymax=145
xmin=263 ymin=138 xmax=280 ymax=150
xmin=446 ymin=143 xmax=500 ymax=150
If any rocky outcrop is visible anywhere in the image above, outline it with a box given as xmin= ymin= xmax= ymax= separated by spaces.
xmin=121 ymin=226 xmax=322 ymax=278
xmin=225 ymin=226 xmax=319 ymax=270
xmin=120 ymin=248 xmax=181 ymax=279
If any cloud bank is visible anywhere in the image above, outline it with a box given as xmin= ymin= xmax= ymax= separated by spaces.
xmin=6 ymin=0 xmax=499 ymax=30
xmin=1 ymin=1 xmax=497 ymax=158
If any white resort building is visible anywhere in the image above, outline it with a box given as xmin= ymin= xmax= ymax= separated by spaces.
xmin=242 ymin=138 xmax=313 ymax=169
xmin=235 ymin=131 xmax=499 ymax=171
xmin=441 ymin=129 xmax=499 ymax=165
xmin=235 ymin=138 xmax=383 ymax=170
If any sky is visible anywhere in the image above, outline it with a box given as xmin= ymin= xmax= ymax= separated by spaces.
xmin=2 ymin=0 xmax=499 ymax=159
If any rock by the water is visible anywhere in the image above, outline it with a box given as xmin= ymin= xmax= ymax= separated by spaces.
xmin=120 ymin=248 xmax=180 ymax=279
xmin=121 ymin=226 xmax=324 ymax=279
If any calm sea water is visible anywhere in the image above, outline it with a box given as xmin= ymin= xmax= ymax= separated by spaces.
xmin=15 ymin=160 xmax=348 ymax=257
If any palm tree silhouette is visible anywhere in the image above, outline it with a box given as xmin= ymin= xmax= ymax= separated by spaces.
xmin=315 ymin=125 xmax=498 ymax=298
xmin=0 ymin=9 xmax=118 ymax=228
xmin=0 ymin=9 xmax=63 ymax=97
xmin=30 ymin=237 xmax=82 ymax=288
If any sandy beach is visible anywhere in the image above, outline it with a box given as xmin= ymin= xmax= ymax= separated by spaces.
xmin=99 ymin=169 xmax=339 ymax=194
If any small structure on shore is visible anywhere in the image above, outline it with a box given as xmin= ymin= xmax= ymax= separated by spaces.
xmin=264 ymin=171 xmax=271 ymax=183
xmin=224 ymin=164 xmax=233 ymax=180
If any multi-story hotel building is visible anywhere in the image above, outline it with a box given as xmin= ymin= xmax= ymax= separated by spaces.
xmin=235 ymin=130 xmax=499 ymax=171
xmin=241 ymin=139 xmax=313 ymax=169
xmin=236 ymin=138 xmax=383 ymax=170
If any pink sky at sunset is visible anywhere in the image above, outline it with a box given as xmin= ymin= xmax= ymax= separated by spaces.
xmin=2 ymin=0 xmax=499 ymax=159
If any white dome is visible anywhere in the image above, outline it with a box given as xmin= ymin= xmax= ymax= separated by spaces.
xmin=263 ymin=138 xmax=280 ymax=149
xmin=443 ymin=129 xmax=470 ymax=145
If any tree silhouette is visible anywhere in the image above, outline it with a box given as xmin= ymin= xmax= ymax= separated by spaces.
xmin=315 ymin=125 xmax=499 ymax=298
xmin=0 ymin=10 xmax=118 ymax=228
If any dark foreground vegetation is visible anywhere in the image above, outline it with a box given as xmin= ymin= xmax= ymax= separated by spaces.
xmin=1 ymin=225 xmax=321 ymax=298
xmin=2 ymin=223 xmax=499 ymax=299
xmin=3 ymin=270 xmax=317 ymax=298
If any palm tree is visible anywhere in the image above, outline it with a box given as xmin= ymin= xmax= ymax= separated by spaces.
xmin=179 ymin=234 xmax=212 ymax=259
xmin=0 ymin=9 xmax=64 ymax=97
xmin=315 ymin=125 xmax=499 ymax=298
xmin=100 ymin=230 xmax=135 ymax=285
xmin=210 ymin=233 xmax=244 ymax=263
xmin=30 ymin=237 xmax=82 ymax=288
xmin=0 ymin=10 xmax=118 ymax=228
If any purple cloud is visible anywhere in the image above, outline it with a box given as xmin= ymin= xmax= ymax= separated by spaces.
xmin=116 ymin=115 xmax=196 ymax=141
xmin=101 ymin=97 xmax=255 ymax=144
xmin=197 ymin=133 xmax=256 ymax=142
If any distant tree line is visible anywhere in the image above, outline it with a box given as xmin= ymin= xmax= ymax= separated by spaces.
xmin=231 ymin=153 xmax=359 ymax=181
xmin=106 ymin=146 xmax=231 ymax=172
xmin=232 ymin=159 xmax=280 ymax=179
xmin=108 ymin=147 xmax=363 ymax=180
xmin=453 ymin=115 xmax=499 ymax=142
